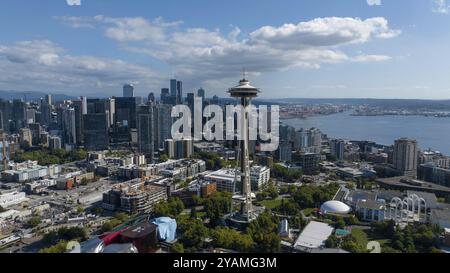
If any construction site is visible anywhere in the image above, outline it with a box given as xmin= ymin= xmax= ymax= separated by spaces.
xmin=102 ymin=177 xmax=168 ymax=215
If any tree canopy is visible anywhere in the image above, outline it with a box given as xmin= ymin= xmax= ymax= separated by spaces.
xmin=13 ymin=149 xmax=87 ymax=166
xmin=153 ymin=198 xmax=185 ymax=218
xmin=204 ymin=192 xmax=232 ymax=226
xmin=247 ymin=211 xmax=281 ymax=253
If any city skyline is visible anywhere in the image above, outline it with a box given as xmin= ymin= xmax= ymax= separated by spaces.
xmin=1 ymin=0 xmax=450 ymax=99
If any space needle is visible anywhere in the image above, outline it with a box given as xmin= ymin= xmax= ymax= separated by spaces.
xmin=227 ymin=72 xmax=260 ymax=226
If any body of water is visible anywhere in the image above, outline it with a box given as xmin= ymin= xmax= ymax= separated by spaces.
xmin=282 ymin=112 xmax=450 ymax=155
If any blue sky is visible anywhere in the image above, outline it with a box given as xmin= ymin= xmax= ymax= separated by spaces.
xmin=1 ymin=0 xmax=450 ymax=99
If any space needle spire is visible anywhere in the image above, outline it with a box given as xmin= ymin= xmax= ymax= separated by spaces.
xmin=228 ymin=72 xmax=260 ymax=224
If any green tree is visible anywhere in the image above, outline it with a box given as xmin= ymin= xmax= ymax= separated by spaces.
xmin=42 ymin=231 xmax=59 ymax=245
xmin=341 ymin=236 xmax=366 ymax=253
xmin=57 ymin=227 xmax=87 ymax=242
xmin=192 ymin=195 xmax=204 ymax=206
xmin=100 ymin=213 xmax=129 ymax=233
xmin=204 ymin=192 xmax=232 ymax=226
xmin=40 ymin=240 xmax=68 ymax=253
xmin=76 ymin=206 xmax=84 ymax=214
xmin=265 ymin=182 xmax=279 ymax=200
xmin=114 ymin=212 xmax=129 ymax=222
xmin=154 ymin=198 xmax=185 ymax=218
xmin=212 ymin=227 xmax=254 ymax=252
xmin=171 ymin=242 xmax=185 ymax=253
xmin=27 ymin=216 xmax=42 ymax=228
xmin=292 ymin=183 xmax=339 ymax=208
xmin=325 ymin=234 xmax=338 ymax=248
xmin=100 ymin=221 xmax=117 ymax=233
xmin=276 ymin=200 xmax=300 ymax=216
xmin=271 ymin=164 xmax=302 ymax=182
xmin=247 ymin=211 xmax=281 ymax=253
xmin=80 ymin=177 xmax=89 ymax=186
xmin=334 ymin=218 xmax=346 ymax=229
xmin=159 ymin=154 xmax=169 ymax=162
xmin=178 ymin=219 xmax=209 ymax=251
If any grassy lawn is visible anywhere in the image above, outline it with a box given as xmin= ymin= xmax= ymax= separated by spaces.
xmin=351 ymin=228 xmax=369 ymax=248
xmin=365 ymin=229 xmax=391 ymax=248
xmin=260 ymin=199 xmax=282 ymax=209
xmin=259 ymin=199 xmax=284 ymax=209
xmin=351 ymin=228 xmax=391 ymax=251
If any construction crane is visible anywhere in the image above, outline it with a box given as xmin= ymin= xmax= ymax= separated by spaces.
xmin=139 ymin=169 xmax=148 ymax=192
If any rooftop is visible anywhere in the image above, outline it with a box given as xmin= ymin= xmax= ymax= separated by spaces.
xmin=356 ymin=199 xmax=386 ymax=210
xmin=121 ymin=222 xmax=157 ymax=239
xmin=294 ymin=221 xmax=334 ymax=250
xmin=376 ymin=176 xmax=450 ymax=194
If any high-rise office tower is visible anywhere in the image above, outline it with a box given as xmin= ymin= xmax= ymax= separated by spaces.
xmin=169 ymin=79 xmax=180 ymax=105
xmin=160 ymin=88 xmax=170 ymax=104
xmin=0 ymin=99 xmax=12 ymax=133
xmin=176 ymin=80 xmax=183 ymax=104
xmin=49 ymin=135 xmax=62 ymax=151
xmin=212 ymin=95 xmax=219 ymax=105
xmin=123 ymin=83 xmax=135 ymax=97
xmin=86 ymin=99 xmax=108 ymax=115
xmin=26 ymin=108 xmax=36 ymax=124
xmin=308 ymin=128 xmax=322 ymax=153
xmin=294 ymin=128 xmax=322 ymax=153
xmin=29 ymin=123 xmax=42 ymax=146
xmin=170 ymin=79 xmax=177 ymax=97
xmin=393 ymin=138 xmax=418 ymax=177
xmin=186 ymin=93 xmax=195 ymax=115
xmin=330 ymin=139 xmax=345 ymax=161
xmin=0 ymin=111 xmax=3 ymax=131
xmin=106 ymin=98 xmax=115 ymax=128
xmin=137 ymin=104 xmax=155 ymax=159
xmin=278 ymin=141 xmax=293 ymax=162
xmin=175 ymin=138 xmax=193 ymax=159
xmin=45 ymin=94 xmax=52 ymax=106
xmin=12 ymin=99 xmax=26 ymax=132
xmin=83 ymin=113 xmax=109 ymax=151
xmin=72 ymin=100 xmax=84 ymax=146
xmin=81 ymin=96 xmax=88 ymax=115
xmin=40 ymin=99 xmax=52 ymax=127
xmin=197 ymin=88 xmax=205 ymax=103
xmin=115 ymin=97 xmax=138 ymax=129
xmin=155 ymin=104 xmax=173 ymax=150
xmin=56 ymin=107 xmax=64 ymax=131
xmin=228 ymin=76 xmax=260 ymax=224
xmin=165 ymin=139 xmax=175 ymax=158
xmin=294 ymin=129 xmax=308 ymax=151
xmin=19 ymin=128 xmax=32 ymax=148
xmin=84 ymin=99 xmax=110 ymax=150
xmin=148 ymin=92 xmax=155 ymax=104
xmin=62 ymin=108 xmax=77 ymax=147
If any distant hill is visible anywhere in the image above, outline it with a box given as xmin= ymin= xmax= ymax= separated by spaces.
xmin=257 ymin=98 xmax=450 ymax=110
xmin=0 ymin=90 xmax=76 ymax=101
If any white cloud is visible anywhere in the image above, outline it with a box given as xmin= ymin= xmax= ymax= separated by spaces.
xmin=0 ymin=40 xmax=163 ymax=95
xmin=432 ymin=0 xmax=450 ymax=14
xmin=58 ymin=15 xmax=398 ymax=85
xmin=367 ymin=0 xmax=382 ymax=6
xmin=53 ymin=16 xmax=97 ymax=28
xmin=66 ymin=0 xmax=81 ymax=6
xmin=249 ymin=17 xmax=399 ymax=47
xmin=351 ymin=54 xmax=392 ymax=62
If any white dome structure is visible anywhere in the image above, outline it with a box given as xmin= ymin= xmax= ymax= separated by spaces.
xmin=320 ymin=201 xmax=351 ymax=214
